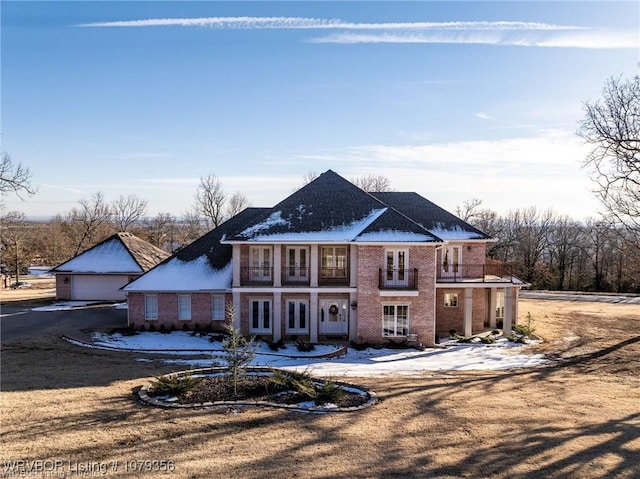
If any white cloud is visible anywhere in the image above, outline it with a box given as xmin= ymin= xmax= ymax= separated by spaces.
xmin=310 ymin=30 xmax=639 ymax=49
xmin=76 ymin=16 xmax=637 ymax=49
xmin=290 ymin=130 xmax=600 ymax=219
xmin=77 ymin=17 xmax=582 ymax=31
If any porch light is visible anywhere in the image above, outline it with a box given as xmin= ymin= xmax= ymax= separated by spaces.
xmin=351 ymin=301 xmax=358 ymax=310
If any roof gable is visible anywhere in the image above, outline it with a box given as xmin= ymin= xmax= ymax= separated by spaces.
xmin=226 ymin=170 xmax=438 ymax=243
xmin=51 ymin=232 xmax=169 ymax=274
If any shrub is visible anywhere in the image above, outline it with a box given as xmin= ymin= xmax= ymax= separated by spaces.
xmin=150 ymin=372 xmax=200 ymax=396
xmin=295 ymin=339 xmax=315 ymax=352
xmin=314 ymin=379 xmax=345 ymax=406
xmin=349 ymin=341 xmax=370 ymax=351
xmin=138 ymin=325 xmax=146 ymax=332
xmin=149 ymin=323 xmax=156 ymax=332
xmin=513 ymin=312 xmax=536 ymax=338
xmin=453 ymin=333 xmax=473 ymax=343
xmin=480 ymin=335 xmax=496 ymax=344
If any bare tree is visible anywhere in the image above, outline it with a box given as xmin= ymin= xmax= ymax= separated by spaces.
xmin=226 ymin=191 xmax=250 ymax=218
xmin=0 ymin=211 xmax=28 ymax=283
xmin=456 ymin=198 xmax=484 ymax=222
xmin=0 ymin=152 xmax=36 ymax=198
xmin=351 ymin=174 xmax=392 ymax=192
xmin=578 ymin=74 xmax=640 ymax=247
xmin=194 ymin=174 xmax=226 ymax=229
xmin=110 ymin=194 xmax=148 ymax=232
xmin=63 ymin=192 xmax=113 ymax=256
xmin=141 ymin=212 xmax=177 ymax=250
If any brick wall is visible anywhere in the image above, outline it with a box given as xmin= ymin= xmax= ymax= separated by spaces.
xmin=128 ymin=292 xmax=230 ymax=333
xmin=355 ymin=245 xmax=436 ymax=346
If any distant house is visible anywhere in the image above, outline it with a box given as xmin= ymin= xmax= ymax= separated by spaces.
xmin=125 ymin=170 xmax=523 ymax=345
xmin=51 ymin=232 xmax=169 ymax=301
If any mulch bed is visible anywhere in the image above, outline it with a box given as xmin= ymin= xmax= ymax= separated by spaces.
xmin=150 ymin=375 xmax=369 ymax=408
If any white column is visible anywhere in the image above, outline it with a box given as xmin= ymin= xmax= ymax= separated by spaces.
xmin=514 ymin=287 xmax=520 ymax=326
xmin=464 ymin=289 xmax=473 ymax=337
xmin=273 ymin=292 xmax=281 ymax=342
xmin=489 ymin=287 xmax=497 ymax=328
xmin=310 ymin=244 xmax=319 ymax=287
xmin=503 ymin=287 xmax=513 ymax=335
xmin=273 ymin=245 xmax=281 ymax=287
xmin=310 ymin=291 xmax=319 ymax=343
xmin=232 ymin=291 xmax=241 ymax=329
xmin=350 ymin=245 xmax=358 ymax=287
xmin=232 ymin=244 xmax=241 ymax=287
xmin=349 ymin=291 xmax=358 ymax=341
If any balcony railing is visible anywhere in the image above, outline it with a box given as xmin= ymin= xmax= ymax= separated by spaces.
xmin=319 ymin=268 xmax=349 ymax=286
xmin=241 ymin=267 xmax=273 ymax=285
xmin=282 ymin=267 xmax=311 ymax=286
xmin=379 ymin=268 xmax=418 ymax=290
xmin=437 ymin=263 xmax=515 ymax=283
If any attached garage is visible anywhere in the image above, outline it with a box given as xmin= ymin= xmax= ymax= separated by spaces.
xmin=71 ymin=275 xmax=131 ymax=301
xmin=51 ymin=233 xmax=169 ymax=301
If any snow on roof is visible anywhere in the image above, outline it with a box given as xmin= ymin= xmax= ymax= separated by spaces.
xmin=429 ymin=225 xmax=486 ymax=241
xmin=355 ymin=230 xmax=438 ymax=243
xmin=55 ymin=237 xmax=142 ymax=273
xmin=239 ymin=210 xmax=290 ymax=237
xmin=124 ymin=255 xmax=232 ymax=292
xmin=238 ymin=208 xmax=388 ymax=242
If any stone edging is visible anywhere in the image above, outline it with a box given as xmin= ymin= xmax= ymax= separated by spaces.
xmin=138 ymin=367 xmax=378 ymax=413
xmin=61 ymin=335 xmax=348 ymax=359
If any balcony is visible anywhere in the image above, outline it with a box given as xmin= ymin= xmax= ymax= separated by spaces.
xmin=379 ymin=268 xmax=418 ymax=290
xmin=319 ymin=268 xmax=350 ymax=287
xmin=282 ymin=267 xmax=311 ymax=286
xmin=437 ymin=263 xmax=515 ymax=283
xmin=241 ymin=267 xmax=273 ymax=286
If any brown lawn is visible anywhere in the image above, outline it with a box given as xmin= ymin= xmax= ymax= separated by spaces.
xmin=1 ymin=297 xmax=638 ymax=478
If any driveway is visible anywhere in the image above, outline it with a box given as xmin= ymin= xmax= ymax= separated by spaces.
xmin=520 ymin=291 xmax=640 ymax=304
xmin=0 ymin=303 xmax=127 ymax=343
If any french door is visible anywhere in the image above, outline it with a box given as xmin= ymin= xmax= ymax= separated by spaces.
xmin=286 ymin=247 xmax=308 ymax=282
xmin=250 ymin=246 xmax=272 ymax=282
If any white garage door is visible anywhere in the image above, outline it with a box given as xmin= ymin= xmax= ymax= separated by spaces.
xmin=72 ymin=275 xmax=129 ymax=301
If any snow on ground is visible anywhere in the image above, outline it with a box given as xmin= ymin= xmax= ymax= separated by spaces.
xmin=89 ymin=331 xmax=548 ymax=376
xmin=32 ymin=301 xmax=102 ymax=311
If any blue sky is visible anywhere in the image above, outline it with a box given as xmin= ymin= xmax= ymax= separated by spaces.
xmin=2 ymin=1 xmax=638 ymax=220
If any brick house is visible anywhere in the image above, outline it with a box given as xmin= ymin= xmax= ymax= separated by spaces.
xmin=124 ymin=170 xmax=523 ymax=346
xmin=51 ymin=232 xmax=169 ymax=301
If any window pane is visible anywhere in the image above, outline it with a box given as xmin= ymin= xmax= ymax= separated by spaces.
xmin=263 ymin=301 xmax=270 ymax=328
xmin=145 ymin=295 xmax=158 ymax=319
xmin=288 ymin=301 xmax=295 ymax=329
xmin=300 ymin=302 xmax=306 ymax=329
xmin=178 ymin=295 xmax=191 ymax=320
xmin=252 ymin=301 xmax=259 ymax=329
xmin=212 ymin=296 xmax=224 ymax=320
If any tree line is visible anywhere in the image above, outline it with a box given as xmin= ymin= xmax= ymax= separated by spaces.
xmin=1 ymin=73 xmax=638 ymax=292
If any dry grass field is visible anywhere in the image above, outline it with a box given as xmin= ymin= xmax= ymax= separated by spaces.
xmin=1 ymin=295 xmax=639 ymax=479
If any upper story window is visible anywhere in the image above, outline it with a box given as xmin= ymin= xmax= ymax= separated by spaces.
xmin=321 ymin=246 xmax=347 ymax=278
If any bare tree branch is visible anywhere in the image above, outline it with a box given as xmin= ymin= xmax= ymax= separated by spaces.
xmin=194 ymin=174 xmax=226 ymax=229
xmin=111 ymin=194 xmax=148 ymax=232
xmin=0 ymin=152 xmax=36 ymax=199
xmin=351 ymin=174 xmax=393 ymax=192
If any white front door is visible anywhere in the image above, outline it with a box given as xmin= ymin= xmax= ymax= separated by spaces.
xmin=319 ymin=299 xmax=348 ymax=335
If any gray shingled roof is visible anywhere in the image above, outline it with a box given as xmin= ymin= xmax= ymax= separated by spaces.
xmin=371 ymin=192 xmax=490 ymax=240
xmin=226 ymin=170 xmax=442 ymax=243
